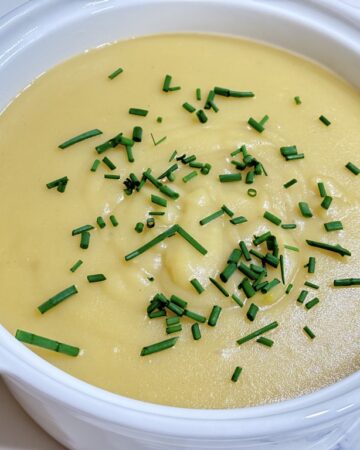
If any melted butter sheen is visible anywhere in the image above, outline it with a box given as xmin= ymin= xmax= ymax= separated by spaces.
xmin=0 ymin=34 xmax=359 ymax=409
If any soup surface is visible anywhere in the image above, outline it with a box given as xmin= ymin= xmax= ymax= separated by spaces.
xmin=0 ymin=34 xmax=359 ymax=408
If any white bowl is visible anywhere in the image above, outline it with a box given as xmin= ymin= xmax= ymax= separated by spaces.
xmin=0 ymin=1 xmax=359 ymax=449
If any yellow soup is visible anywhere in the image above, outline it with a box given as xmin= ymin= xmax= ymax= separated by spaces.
xmin=0 ymin=34 xmax=359 ymax=409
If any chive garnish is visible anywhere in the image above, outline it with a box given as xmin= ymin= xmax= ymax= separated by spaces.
xmin=294 ymin=96 xmax=302 ymax=105
xmin=230 ymin=216 xmax=247 ymax=225
xmin=46 ymin=176 xmax=69 ymax=190
xmin=131 ymin=126 xmax=143 ymax=143
xmin=102 ymin=156 xmax=117 ymax=171
xmin=196 ymin=109 xmax=208 ymax=123
xmin=306 ymin=240 xmax=351 ymax=257
xmin=70 ymin=260 xmax=83 ymax=273
xmin=240 ymin=278 xmax=256 ymax=298
xmin=146 ymin=217 xmax=155 ymax=228
xmin=209 ymin=277 xmax=229 ymax=297
xmin=261 ymin=278 xmax=280 ymax=293
xmin=199 ymin=209 xmax=224 ymax=226
xmin=321 ymin=196 xmax=333 ymax=210
xmin=15 ymin=330 xmax=79 ymax=357
xmin=324 ymin=221 xmax=343 ymax=232
xmin=97 ymin=216 xmax=106 ymax=229
xmin=246 ymin=187 xmax=256 ymax=197
xmin=219 ymin=173 xmax=242 ymax=182
xmin=169 ymin=150 xmax=177 ymax=162
xmin=108 ymin=67 xmax=123 ymax=79
xmin=109 ymin=215 xmax=118 ymax=227
xmin=247 ymin=303 xmax=259 ymax=322
xmin=298 ymin=202 xmax=313 ymax=218
xmin=334 ymin=278 xmax=360 ymax=286
xmin=80 ymin=231 xmax=90 ymax=249
xmin=281 ymin=224 xmax=297 ymax=229
xmin=196 ymin=88 xmax=201 ymax=101
xmin=237 ymin=321 xmax=279 ymax=345
xmin=345 ymin=162 xmax=360 ymax=175
xmin=264 ymin=211 xmax=282 ymax=226
xmin=238 ymin=262 xmax=257 ymax=280
xmin=182 ymin=102 xmax=196 ymax=113
xmin=317 ymin=182 xmax=327 ymax=198
xmin=304 ymin=281 xmax=320 ymax=290
xmin=256 ymin=336 xmax=274 ymax=347
xmin=208 ymin=305 xmax=222 ymax=327
xmin=72 ymin=224 xmax=94 ymax=236
xmin=228 ymin=248 xmax=242 ymax=264
xmin=297 ymin=290 xmax=309 ymax=304
xmin=190 ymin=278 xmax=204 ymax=294
xmin=167 ymin=301 xmax=184 ymax=316
xmin=303 ymin=326 xmax=315 ymax=339
xmin=149 ymin=310 xmax=166 ymax=319
xmin=286 ymin=283 xmax=293 ymax=294
xmin=104 ymin=174 xmax=121 ymax=179
xmin=191 ymin=323 xmax=201 ymax=340
xmin=231 ymin=366 xmax=242 ymax=382
xmin=176 ymin=225 xmax=208 ymax=255
xmin=162 ymin=74 xmax=172 ymax=92
xmin=220 ymin=263 xmax=237 ymax=283
xmin=248 ymin=117 xmax=265 ymax=133
xmin=90 ymin=159 xmax=101 ymax=172
xmin=87 ymin=274 xmax=106 ymax=283
xmin=221 ymin=204 xmax=234 ymax=217
xmin=58 ymin=129 xmax=102 ymax=149
xmin=38 ymin=285 xmax=78 ymax=314
xmin=319 ymin=115 xmax=331 ymax=126
xmin=150 ymin=133 xmax=167 ymax=146
xmin=129 ymin=108 xmax=148 ymax=116
xmin=305 ymin=256 xmax=316 ymax=274
xmin=231 ymin=293 xmax=244 ymax=308
xmin=280 ymin=255 xmax=285 ymax=284
xmin=149 ymin=211 xmax=165 ymax=216
xmin=135 ymin=222 xmax=144 ymax=233
xmin=182 ymin=171 xmax=198 ymax=183
xmin=140 ymin=337 xmax=178 ymax=356
xmin=284 ymin=245 xmax=299 ymax=252
xmin=253 ymin=231 xmax=272 ymax=246
xmin=285 ymin=154 xmax=305 ymax=161
xmin=124 ymin=225 xmax=177 ymax=260
xmin=284 ymin=178 xmax=297 ymax=189
xmin=280 ymin=145 xmax=298 ymax=157
xmin=166 ymin=324 xmax=182 ymax=334
xmin=305 ymin=297 xmax=320 ymax=310
xmin=167 ymin=317 xmax=180 ymax=327
xmin=239 ymin=241 xmax=251 ymax=261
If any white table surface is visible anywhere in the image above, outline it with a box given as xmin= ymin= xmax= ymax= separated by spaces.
xmin=0 ymin=1 xmax=359 ymax=450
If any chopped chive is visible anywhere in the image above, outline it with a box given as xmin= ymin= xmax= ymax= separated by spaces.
xmin=294 ymin=96 xmax=302 ymax=105
xmin=253 ymin=231 xmax=272 ymax=246
xmin=200 ymin=163 xmax=212 ymax=175
xmin=102 ymin=156 xmax=116 ymax=171
xmin=146 ymin=217 xmax=155 ymax=228
xmin=334 ymin=278 xmax=360 ymax=286
xmin=182 ymin=171 xmax=198 ymax=183
xmin=241 ymin=278 xmax=256 ymax=298
xmin=209 ymin=277 xmax=229 ymax=297
xmin=324 ymin=221 xmax=343 ymax=232
xmin=46 ymin=176 xmax=68 ymax=190
xmin=220 ymin=263 xmax=237 ymax=283
xmin=170 ymin=295 xmax=188 ymax=309
xmin=166 ymin=324 xmax=182 ymax=334
xmin=261 ymin=278 xmax=280 ymax=293
xmin=129 ymin=108 xmax=148 ymax=117
xmin=189 ymin=161 xmax=204 ymax=169
xmin=87 ymin=274 xmax=106 ymax=283
xmin=157 ymin=163 xmax=178 ymax=180
xmin=280 ymin=145 xmax=298 ymax=157
xmin=256 ymin=336 xmax=274 ymax=347
xmin=214 ymin=86 xmax=230 ymax=96
xmin=57 ymin=181 xmax=67 ymax=193
xmin=190 ymin=278 xmax=205 ymax=294
xmin=247 ymin=303 xmax=259 ymax=322
xmin=304 ymin=281 xmax=320 ymax=290
xmin=231 ymin=366 xmax=242 ymax=382
xmin=221 ymin=204 xmax=234 ymax=217
xmin=345 ymin=162 xmax=360 ymax=175
xmin=239 ymin=241 xmax=251 ymax=261
xmin=199 ymin=209 xmax=224 ymax=226
xmin=264 ymin=211 xmax=282 ymax=226
xmin=219 ymin=173 xmax=242 ymax=182
xmin=104 ymin=174 xmax=121 ymax=179
xmin=299 ymin=202 xmax=313 ymax=218
xmin=247 ymin=188 xmax=257 ymax=197
xmin=305 ymin=297 xmax=320 ymax=310
xmin=238 ymin=262 xmax=257 ymax=280
xmin=135 ymin=222 xmax=144 ymax=233
xmin=176 ymin=225 xmax=208 ymax=255
xmin=150 ymin=133 xmax=167 ymax=146
xmin=169 ymin=150 xmax=177 ymax=162
xmin=182 ymin=102 xmax=196 ymax=113
xmin=90 ymin=159 xmax=101 ymax=172
xmin=285 ymin=154 xmax=305 ymax=161
xmin=297 ymin=290 xmax=309 ymax=304
xmin=157 ymin=116 xmax=163 ymax=123
xmin=109 ymin=215 xmax=118 ymax=227
xmin=259 ymin=114 xmax=269 ymax=126
xmin=230 ymin=216 xmax=247 ymax=225
xmin=214 ymin=87 xmax=254 ymax=97
xmin=303 ymin=326 xmax=315 ymax=339
xmin=72 ymin=224 xmax=94 ymax=236
xmin=281 ymin=224 xmax=297 ymax=229
xmin=284 ymin=178 xmax=297 ymax=189
xmin=38 ymin=285 xmax=78 ymax=314
xmin=196 ymin=109 xmax=208 ymax=123
xmin=321 ymin=196 xmax=333 ymax=210
xmin=167 ymin=301 xmax=184 ymax=316
xmin=58 ymin=129 xmax=102 ymax=149
xmin=70 ymin=260 xmax=83 ymax=273
xmin=286 ymin=283 xmax=293 ymax=294
xmin=208 ymin=305 xmax=222 ymax=327
xmin=204 ymin=90 xmax=215 ymax=109
xmin=108 ymin=67 xmax=123 ymax=79
xmin=237 ymin=321 xmax=279 ymax=345
xmin=132 ymin=126 xmax=143 ymax=144
xmin=280 ymin=255 xmax=285 ymax=284
xmin=148 ymin=310 xmax=166 ymax=319
xmin=228 ymin=248 xmax=242 ymax=264
xmin=149 ymin=211 xmax=165 ymax=216
xmin=307 ymin=256 xmax=316 ymax=274
xmin=317 ymin=182 xmax=327 ymax=198
xmin=196 ymin=88 xmax=201 ymax=101
xmin=306 ymin=240 xmax=351 ymax=257
xmin=249 ymin=249 xmax=265 ymax=261
xmin=15 ymin=330 xmax=79 ymax=357
xmin=118 ymin=135 xmax=134 ymax=147
xmin=248 ymin=117 xmax=264 ymax=133
xmin=184 ymin=309 xmax=206 ymax=323
xmin=97 ymin=216 xmax=106 ymax=229
xmin=162 ymin=74 xmax=172 ymax=92
xmin=80 ymin=231 xmax=90 ymax=249
xmin=284 ymin=245 xmax=299 ymax=252
xmin=191 ymin=323 xmax=201 ymax=340
xmin=231 ymin=293 xmax=244 ymax=307
xmin=140 ymin=337 xmax=178 ymax=356
xmin=319 ymin=115 xmax=331 ymax=126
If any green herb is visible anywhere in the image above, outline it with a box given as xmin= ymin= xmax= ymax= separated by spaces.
xmin=146 ymin=217 xmax=155 ymax=228
xmin=294 ymin=96 xmax=302 ymax=105
xmin=97 ymin=216 xmax=106 ymax=229
xmin=87 ymin=274 xmax=106 ymax=283
xmin=102 ymin=156 xmax=116 ymax=171
xmin=297 ymin=290 xmax=309 ymax=304
xmin=264 ymin=211 xmax=282 ymax=226
xmin=247 ymin=188 xmax=257 ymax=197
xmin=284 ymin=178 xmax=297 ymax=189
xmin=199 ymin=209 xmax=224 ymax=226
xmin=182 ymin=171 xmax=198 ymax=183
xmin=253 ymin=231 xmax=272 ymax=246
xmin=157 ymin=116 xmax=163 ymax=123
xmin=170 ymin=295 xmax=188 ymax=310
xmin=157 ymin=163 xmax=178 ymax=180
xmin=150 ymin=133 xmax=167 ymax=146
xmin=298 ymin=202 xmax=313 ymax=218
xmin=166 ymin=324 xmax=182 ymax=334
xmin=321 ymin=196 xmax=333 ymax=210
xmin=15 ymin=330 xmax=79 ymax=356
xmin=231 ymin=293 xmax=244 ymax=308
xmin=196 ymin=109 xmax=208 ymax=123
xmin=129 ymin=108 xmax=148 ymax=116
xmin=239 ymin=241 xmax=251 ymax=261
xmin=247 ymin=303 xmax=259 ymax=322
xmin=46 ymin=176 xmax=68 ymax=191
xmin=80 ymin=231 xmax=90 ymax=249
xmin=219 ymin=173 xmax=242 ymax=182
xmin=167 ymin=301 xmax=185 ymax=317
xmin=261 ymin=278 xmax=280 ymax=293
xmin=70 ymin=260 xmax=83 ymax=273
xmin=238 ymin=262 xmax=257 ymax=280
xmin=231 ymin=366 xmax=242 ymax=382
xmin=149 ymin=211 xmax=165 ymax=216
xmin=108 ymin=67 xmax=123 ymax=79
xmin=220 ymin=263 xmax=237 ymax=283
xmin=256 ymin=336 xmax=274 ymax=347
xmin=169 ymin=150 xmax=177 ymax=162
xmin=286 ymin=283 xmax=293 ymax=294
xmin=200 ymin=163 xmax=212 ymax=175
xmin=38 ymin=285 xmax=78 ymax=314
xmin=345 ymin=162 xmax=360 ymax=175
xmin=124 ymin=225 xmax=177 ymax=260
xmin=109 ymin=215 xmax=118 ymax=227
xmin=191 ymin=323 xmax=201 ymax=340
xmin=58 ymin=129 xmax=102 ymax=149
xmin=305 ymin=297 xmax=320 ymax=310
xmin=241 ymin=278 xmax=256 ymax=298
xmin=131 ymin=126 xmax=143 ymax=143
xmin=209 ymin=277 xmax=229 ymax=297
xmin=281 ymin=224 xmax=297 ymax=229
xmin=303 ymin=326 xmax=315 ymax=339
xmin=317 ymin=182 xmax=327 ymax=198
xmin=230 ymin=216 xmax=247 ymax=225
xmin=334 ymin=278 xmax=360 ymax=286
xmin=72 ymin=225 xmax=94 ymax=236
xmin=319 ymin=115 xmax=331 ymax=126
xmin=304 ymin=281 xmax=320 ymax=290
xmin=90 ymin=159 xmax=101 ymax=172
xmin=140 ymin=337 xmax=178 ymax=356
xmin=228 ymin=248 xmax=242 ymax=264
xmin=190 ymin=278 xmax=205 ymax=294
xmin=237 ymin=321 xmax=279 ymax=345
xmin=284 ymin=245 xmax=299 ymax=252
xmin=280 ymin=145 xmax=298 ymax=157
xmin=280 ymin=255 xmax=285 ymax=284
xmin=162 ymin=74 xmax=172 ymax=92
xmin=221 ymin=204 xmax=234 ymax=217
xmin=324 ymin=221 xmax=343 ymax=232
xmin=208 ymin=305 xmax=222 ymax=327
xmin=177 ymin=225 xmax=208 ymax=255
xmin=184 ymin=309 xmax=207 ymax=323
xmin=104 ymin=174 xmax=121 ymax=180
xmin=148 ymin=310 xmax=166 ymax=319
xmin=182 ymin=102 xmax=196 ymax=113
xmin=306 ymin=240 xmax=351 ymax=257
xmin=135 ymin=222 xmax=144 ymax=233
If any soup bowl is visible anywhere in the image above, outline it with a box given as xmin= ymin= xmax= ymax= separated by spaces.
xmin=0 ymin=1 xmax=359 ymax=449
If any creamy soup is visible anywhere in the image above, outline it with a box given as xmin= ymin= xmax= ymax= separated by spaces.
xmin=0 ymin=34 xmax=359 ymax=409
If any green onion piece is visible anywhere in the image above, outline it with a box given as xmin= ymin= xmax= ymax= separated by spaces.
xmin=237 ymin=321 xmax=279 ymax=345
xmin=231 ymin=293 xmax=244 ymax=308
xmin=306 ymin=240 xmax=351 ymax=257
xmin=256 ymin=336 xmax=274 ymax=347
xmin=148 ymin=310 xmax=166 ymax=319
xmin=166 ymin=324 xmax=182 ymax=334
xmin=149 ymin=211 xmax=165 ymax=216
xmin=200 ymin=163 xmax=212 ymax=175
xmin=97 ymin=216 xmax=106 ymax=229
xmin=38 ymin=285 xmax=78 ymax=314
xmin=162 ymin=74 xmax=172 ymax=92
xmin=286 ymin=283 xmax=293 ymax=294
xmin=157 ymin=163 xmax=178 ymax=180
xmin=169 ymin=150 xmax=177 ymax=162
xmin=204 ymin=90 xmax=216 ymax=109
xmin=253 ymin=231 xmax=272 ymax=246
xmin=209 ymin=277 xmax=229 ymax=297
xmin=345 ymin=162 xmax=360 ymax=175
xmin=183 ymin=154 xmax=197 ymax=164
xmin=46 ymin=176 xmax=68 ymax=190
xmin=129 ymin=108 xmax=148 ymax=116
xmin=135 ymin=222 xmax=144 ymax=233
xmin=281 ymin=224 xmax=297 ymax=229
xmin=140 ymin=337 xmax=178 ymax=356
xmin=239 ymin=241 xmax=251 ymax=261
xmin=324 ymin=221 xmax=343 ymax=232
xmin=285 ymin=154 xmax=305 ymax=161
xmin=317 ymin=182 xmax=327 ymax=198
xmin=230 ymin=90 xmax=255 ymax=98
xmin=132 ymin=126 xmax=143 ymax=143
xmin=150 ymin=133 xmax=167 ymax=146
xmin=303 ymin=326 xmax=315 ymax=339
xmin=196 ymin=88 xmax=201 ymax=101
xmin=199 ymin=209 xmax=224 ymax=226
xmin=280 ymin=255 xmax=285 ymax=284
xmin=319 ymin=115 xmax=331 ymax=126
xmin=58 ymin=129 xmax=103 ymax=149
xmin=109 ymin=215 xmax=118 ymax=227
xmin=264 ymin=211 xmax=282 ymax=226
xmin=87 ymin=274 xmax=106 ymax=283
xmin=247 ymin=188 xmax=257 ymax=197
xmin=294 ymin=96 xmax=302 ymax=105
xmin=80 ymin=231 xmax=90 ymax=249
xmin=191 ymin=323 xmax=201 ymax=340
xmin=167 ymin=301 xmax=184 ymax=316
xmin=245 ymin=170 xmax=255 ymax=185
xmin=248 ymin=117 xmax=264 ymax=133
xmin=157 ymin=116 xmax=163 ymax=123
xmin=231 ymin=366 xmax=242 ymax=382
xmin=90 ymin=159 xmax=101 ymax=172
xmin=228 ymin=248 xmax=242 ymax=264
xmin=305 ymin=256 xmax=316 ymax=274
xmin=56 ymin=180 xmax=67 ymax=193
xmin=304 ymin=281 xmax=320 ymax=290
xmin=305 ymin=297 xmax=320 ymax=310
xmin=108 ymin=67 xmax=123 ymax=79
xmin=321 ymin=196 xmax=333 ymax=210
xmin=102 ymin=156 xmax=116 ymax=171
xmin=219 ymin=173 xmax=242 ymax=182
xmin=284 ymin=245 xmax=299 ymax=252
xmin=280 ymin=145 xmax=298 ymax=157
xmin=146 ymin=217 xmax=155 ymax=228
xmin=189 ymin=161 xmax=205 ymax=169
xmin=221 ymin=204 xmax=234 ymax=217
xmin=220 ymin=263 xmax=237 ymax=283
xmin=230 ymin=216 xmax=247 ymax=225
xmin=241 ymin=278 xmax=256 ymax=298
xmin=238 ymin=262 xmax=257 ymax=280
xmin=334 ymin=278 xmax=360 ymax=286
xmin=190 ymin=278 xmax=204 ymax=294
xmin=15 ymin=330 xmax=79 ymax=357
xmin=184 ymin=309 xmax=206 ymax=323
xmin=182 ymin=102 xmax=196 ymax=113
xmin=104 ymin=174 xmax=121 ymax=179
xmin=208 ymin=305 xmax=222 ymax=327
xmin=196 ymin=109 xmax=208 ymax=123
xmin=182 ymin=171 xmax=198 ymax=183
xmin=284 ymin=178 xmax=297 ymax=189
xmin=170 ymin=295 xmax=188 ymax=309
xmin=118 ymin=135 xmax=134 ymax=147
xmin=72 ymin=224 xmax=94 ymax=236
xmin=213 ymin=86 xmax=230 ymax=96
xmin=247 ymin=303 xmax=259 ymax=322
xmin=297 ymin=290 xmax=309 ymax=304
xmin=259 ymin=115 xmax=269 ymax=126
xmin=176 ymin=225 xmax=208 ymax=255
xmin=70 ymin=260 xmax=83 ymax=273
xmin=261 ymin=278 xmax=280 ymax=293
xmin=299 ymin=202 xmax=313 ymax=218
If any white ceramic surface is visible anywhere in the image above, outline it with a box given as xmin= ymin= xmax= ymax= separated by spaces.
xmin=0 ymin=1 xmax=359 ymax=450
